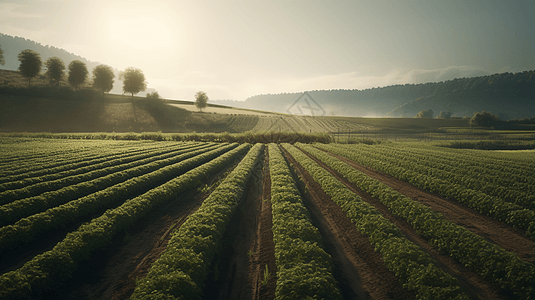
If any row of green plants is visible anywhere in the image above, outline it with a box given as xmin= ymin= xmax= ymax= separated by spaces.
xmin=0 ymin=137 xmax=140 ymax=164
xmin=268 ymin=144 xmax=341 ymax=299
xmin=304 ymin=144 xmax=535 ymax=299
xmin=0 ymin=143 xmax=222 ymax=227
xmin=0 ymin=141 xmax=185 ymax=187
xmin=0 ymin=143 xmax=250 ymax=300
xmin=0 ymin=139 xmax=165 ymax=179
xmin=375 ymin=144 xmax=535 ymax=206
xmin=403 ymin=142 xmax=535 ymax=169
xmin=130 ymin=143 xmax=262 ymax=299
xmin=0 ymin=144 xmax=235 ymax=254
xmin=0 ymin=131 xmax=333 ymax=144
xmin=387 ymin=143 xmax=535 ymax=185
xmin=320 ymin=143 xmax=535 ymax=237
xmin=285 ymin=144 xmax=469 ymax=300
xmin=0 ymin=143 xmax=205 ymax=201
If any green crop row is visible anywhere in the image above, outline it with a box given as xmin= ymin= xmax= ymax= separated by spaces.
xmin=0 ymin=143 xmax=249 ymax=300
xmin=286 ymin=144 xmax=469 ymax=300
xmin=0 ymin=138 xmax=139 ymax=166
xmin=359 ymin=144 xmax=535 ymax=206
xmin=0 ymin=143 xmax=208 ymax=203
xmin=318 ymin=143 xmax=535 ymax=238
xmin=0 ymin=140 xmax=161 ymax=179
xmin=0 ymin=143 xmax=222 ymax=227
xmin=268 ymin=144 xmax=341 ymax=300
xmin=302 ymin=143 xmax=535 ymax=299
xmin=130 ymin=143 xmax=261 ymax=299
xmin=0 ymin=144 xmax=233 ymax=254
xmin=0 ymin=142 xmax=202 ymax=193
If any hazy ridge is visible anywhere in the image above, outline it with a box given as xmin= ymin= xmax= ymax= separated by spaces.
xmin=2 ymin=33 xmax=534 ymax=120
xmin=212 ymin=71 xmax=535 ymax=119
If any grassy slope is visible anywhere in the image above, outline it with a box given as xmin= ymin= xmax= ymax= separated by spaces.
xmin=1 ymin=69 xmax=474 ymax=134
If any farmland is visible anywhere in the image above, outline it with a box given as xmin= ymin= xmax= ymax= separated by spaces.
xmin=0 ymin=137 xmax=534 ymax=300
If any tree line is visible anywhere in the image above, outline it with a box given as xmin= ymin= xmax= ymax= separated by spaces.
xmin=6 ymin=47 xmax=147 ymax=99
xmin=3 ymin=46 xmax=209 ymax=110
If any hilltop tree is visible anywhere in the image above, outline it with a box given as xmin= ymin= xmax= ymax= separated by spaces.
xmin=415 ymin=109 xmax=434 ymax=118
xmin=436 ymin=111 xmax=452 ymax=119
xmin=68 ymin=60 xmax=88 ymax=91
xmin=44 ymin=57 xmax=65 ymax=87
xmin=120 ymin=67 xmax=147 ymax=99
xmin=18 ymin=49 xmax=42 ymax=87
xmin=0 ymin=45 xmax=5 ymax=65
xmin=92 ymin=64 xmax=115 ymax=94
xmin=470 ymin=111 xmax=501 ymax=127
xmin=195 ymin=91 xmax=208 ymax=112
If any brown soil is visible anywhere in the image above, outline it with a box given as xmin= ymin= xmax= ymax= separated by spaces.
xmin=38 ymin=158 xmax=244 ymax=300
xmin=323 ymin=148 xmax=535 ymax=264
xmin=40 ymin=186 xmax=205 ymax=300
xmin=282 ymin=145 xmax=415 ymax=300
xmin=201 ymin=151 xmax=269 ymax=300
xmin=296 ymin=146 xmax=511 ymax=300
xmin=248 ymin=148 xmax=277 ymax=300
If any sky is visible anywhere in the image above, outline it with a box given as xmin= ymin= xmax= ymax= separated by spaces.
xmin=1 ymin=0 xmax=534 ymax=101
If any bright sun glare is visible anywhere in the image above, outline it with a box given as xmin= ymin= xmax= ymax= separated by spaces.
xmin=108 ymin=17 xmax=173 ymax=51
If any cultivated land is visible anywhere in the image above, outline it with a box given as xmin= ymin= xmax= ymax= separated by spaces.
xmin=2 ymin=68 xmax=535 ymax=299
xmin=0 ymin=137 xmax=534 ymax=300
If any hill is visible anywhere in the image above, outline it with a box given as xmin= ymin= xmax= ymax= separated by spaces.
xmin=0 ymin=69 xmax=471 ymax=135
xmin=211 ymin=70 xmax=535 ymax=119
xmin=0 ymin=33 xmax=124 ymax=94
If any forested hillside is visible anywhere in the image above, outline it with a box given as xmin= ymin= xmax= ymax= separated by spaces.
xmin=0 ymin=33 xmax=123 ymax=94
xmin=213 ymin=70 xmax=535 ymax=119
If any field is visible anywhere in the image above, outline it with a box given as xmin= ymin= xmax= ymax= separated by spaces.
xmin=0 ymin=137 xmax=534 ymax=300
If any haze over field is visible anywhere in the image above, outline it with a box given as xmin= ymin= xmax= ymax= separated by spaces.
xmin=1 ymin=0 xmax=534 ymax=101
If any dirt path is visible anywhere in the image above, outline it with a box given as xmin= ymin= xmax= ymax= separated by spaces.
xmin=295 ymin=146 xmax=511 ymax=300
xmin=248 ymin=149 xmax=277 ymax=300
xmin=322 ymin=148 xmax=535 ymax=264
xmin=282 ymin=146 xmax=415 ymax=300
xmin=201 ymin=151 xmax=269 ymax=300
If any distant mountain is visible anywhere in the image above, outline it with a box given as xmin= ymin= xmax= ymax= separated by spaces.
xmin=0 ymin=33 xmax=123 ymax=94
xmin=211 ymin=71 xmax=535 ymax=119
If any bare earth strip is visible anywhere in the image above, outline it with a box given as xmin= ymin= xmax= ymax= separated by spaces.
xmin=300 ymin=146 xmax=510 ymax=300
xmin=324 ymin=149 xmax=535 ymax=264
xmin=201 ymin=151 xmax=266 ymax=299
xmin=249 ymin=149 xmax=277 ymax=300
xmin=282 ymin=146 xmax=415 ymax=300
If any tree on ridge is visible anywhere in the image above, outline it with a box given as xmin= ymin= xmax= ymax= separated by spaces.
xmin=92 ymin=64 xmax=115 ymax=94
xmin=18 ymin=49 xmax=42 ymax=87
xmin=0 ymin=45 xmax=5 ymax=65
xmin=195 ymin=91 xmax=208 ymax=112
xmin=68 ymin=60 xmax=88 ymax=91
xmin=44 ymin=57 xmax=66 ymax=87
xmin=120 ymin=67 xmax=147 ymax=99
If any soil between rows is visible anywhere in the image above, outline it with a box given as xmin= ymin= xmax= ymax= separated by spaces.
xmin=201 ymin=147 xmax=276 ymax=300
xmin=36 ymin=156 xmax=244 ymax=300
xmin=294 ymin=145 xmax=513 ymax=300
xmin=321 ymin=148 xmax=535 ymax=263
xmin=281 ymin=145 xmax=415 ymax=300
